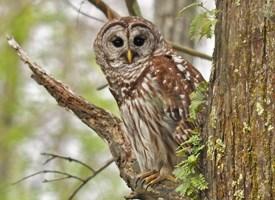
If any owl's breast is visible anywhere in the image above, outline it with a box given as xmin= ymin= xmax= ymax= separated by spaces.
xmin=120 ymin=72 xmax=180 ymax=171
xmin=118 ymin=55 xmax=204 ymax=171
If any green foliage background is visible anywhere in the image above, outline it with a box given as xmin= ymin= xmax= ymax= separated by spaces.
xmin=0 ymin=1 xmax=127 ymax=199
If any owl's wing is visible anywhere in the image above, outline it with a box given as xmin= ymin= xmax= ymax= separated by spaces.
xmin=151 ymin=55 xmax=205 ymax=145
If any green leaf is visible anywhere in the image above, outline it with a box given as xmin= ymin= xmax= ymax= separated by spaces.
xmin=178 ymin=2 xmax=203 ymax=16
xmin=189 ymin=10 xmax=218 ymax=39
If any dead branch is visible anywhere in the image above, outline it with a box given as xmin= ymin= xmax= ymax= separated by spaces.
xmin=68 ymin=158 xmax=114 ymax=200
xmin=7 ymin=36 xmax=185 ymax=199
xmin=41 ymin=152 xmax=95 ymax=173
xmin=13 ymin=157 xmax=114 ymax=200
xmin=13 ymin=170 xmax=85 ymax=185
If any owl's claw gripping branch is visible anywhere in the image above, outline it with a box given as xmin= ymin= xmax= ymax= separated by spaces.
xmin=135 ymin=170 xmax=157 ymax=187
xmin=136 ymin=170 xmax=177 ymax=191
xmin=145 ymin=174 xmax=177 ymax=190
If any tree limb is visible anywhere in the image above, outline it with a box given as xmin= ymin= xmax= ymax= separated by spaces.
xmin=7 ymin=36 xmax=185 ymax=199
xmin=41 ymin=152 xmax=96 ymax=173
xmin=86 ymin=0 xmax=120 ymax=19
xmin=65 ymin=0 xmax=105 ymax=22
xmin=170 ymin=42 xmax=212 ymax=61
xmin=13 ymin=158 xmax=114 ymax=200
xmin=12 ymin=170 xmax=85 ymax=185
xmin=68 ymin=158 xmax=114 ymax=200
xmin=125 ymin=0 xmax=142 ymax=16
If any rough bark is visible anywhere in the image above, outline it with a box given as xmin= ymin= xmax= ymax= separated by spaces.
xmin=154 ymin=0 xmax=196 ymax=61
xmin=202 ymin=1 xmax=275 ymax=199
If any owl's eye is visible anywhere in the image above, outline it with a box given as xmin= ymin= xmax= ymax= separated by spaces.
xmin=133 ymin=36 xmax=145 ymax=46
xmin=111 ymin=37 xmax=124 ymax=48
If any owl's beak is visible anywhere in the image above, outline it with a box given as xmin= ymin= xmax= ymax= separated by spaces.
xmin=127 ymin=49 xmax=133 ymax=64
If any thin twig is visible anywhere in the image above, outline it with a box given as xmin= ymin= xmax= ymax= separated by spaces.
xmin=42 ymin=155 xmax=56 ymax=165
xmin=42 ymin=176 xmax=76 ymax=183
xmin=96 ymin=83 xmax=108 ymax=90
xmin=12 ymin=170 xmax=85 ymax=185
xmin=86 ymin=0 xmax=120 ymax=19
xmin=65 ymin=0 xmax=105 ymax=22
xmin=125 ymin=0 xmax=142 ymax=16
xmin=41 ymin=152 xmax=96 ymax=173
xmin=171 ymin=42 xmax=212 ymax=61
xmin=68 ymin=158 xmax=114 ymax=200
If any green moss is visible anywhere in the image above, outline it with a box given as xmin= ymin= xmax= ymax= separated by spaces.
xmin=235 ymin=0 xmax=241 ymax=6
xmin=242 ymin=122 xmax=251 ymax=133
xmin=265 ymin=113 xmax=274 ymax=132
xmin=233 ymin=174 xmax=244 ymax=200
xmin=234 ymin=189 xmax=244 ymax=200
xmin=263 ymin=0 xmax=275 ymax=20
xmin=209 ymin=106 xmax=217 ymax=129
xmin=207 ymin=136 xmax=225 ymax=166
xmin=206 ymin=136 xmax=215 ymax=160
xmin=215 ymin=138 xmax=225 ymax=164
xmin=256 ymin=102 xmax=264 ymax=116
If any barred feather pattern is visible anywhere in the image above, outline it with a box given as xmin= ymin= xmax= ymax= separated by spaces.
xmin=120 ymin=53 xmax=204 ymax=172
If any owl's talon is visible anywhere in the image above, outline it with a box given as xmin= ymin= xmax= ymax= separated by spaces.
xmin=144 ymin=172 xmax=159 ymax=185
xmin=135 ymin=170 xmax=157 ymax=188
xmin=145 ymin=174 xmax=177 ymax=190
xmin=166 ymin=174 xmax=177 ymax=182
xmin=135 ymin=170 xmax=176 ymax=190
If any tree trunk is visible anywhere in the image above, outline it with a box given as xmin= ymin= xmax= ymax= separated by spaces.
xmin=202 ymin=1 xmax=275 ymax=199
xmin=154 ymin=0 xmax=195 ymax=62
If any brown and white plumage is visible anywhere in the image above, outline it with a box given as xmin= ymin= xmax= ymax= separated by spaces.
xmin=94 ymin=16 xmax=205 ymax=184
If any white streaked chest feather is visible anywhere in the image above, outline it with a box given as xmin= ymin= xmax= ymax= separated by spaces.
xmin=120 ymin=74 xmax=178 ymax=171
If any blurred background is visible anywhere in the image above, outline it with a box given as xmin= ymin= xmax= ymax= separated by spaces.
xmin=0 ymin=0 xmax=214 ymax=199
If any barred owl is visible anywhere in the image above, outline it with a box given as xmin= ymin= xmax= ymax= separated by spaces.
xmin=94 ymin=17 xmax=204 ymax=186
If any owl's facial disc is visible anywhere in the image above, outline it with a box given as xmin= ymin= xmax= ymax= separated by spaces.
xmin=128 ymin=26 xmax=156 ymax=63
xmin=102 ymin=24 xmax=128 ymax=67
xmin=99 ymin=22 xmax=157 ymax=68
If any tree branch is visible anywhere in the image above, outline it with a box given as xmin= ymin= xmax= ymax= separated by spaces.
xmin=7 ymin=36 xmax=185 ymax=199
xmin=41 ymin=152 xmax=96 ymax=173
xmin=12 ymin=170 xmax=85 ymax=185
xmin=125 ymin=0 xmax=142 ymax=16
xmin=65 ymin=0 xmax=105 ymax=22
xmin=170 ymin=42 xmax=212 ymax=61
xmin=14 ymin=151 xmax=115 ymax=199
xmin=68 ymin=158 xmax=114 ymax=200
xmin=86 ymin=0 xmax=120 ymax=19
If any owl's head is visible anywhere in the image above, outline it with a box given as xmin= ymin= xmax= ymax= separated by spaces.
xmin=94 ymin=17 xmax=167 ymax=71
